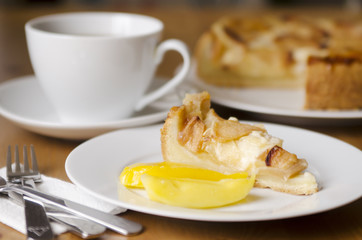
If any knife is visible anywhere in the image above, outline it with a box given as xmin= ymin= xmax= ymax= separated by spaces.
xmin=9 ymin=190 xmax=106 ymax=238
xmin=23 ymin=195 xmax=54 ymax=240
xmin=46 ymin=210 xmax=106 ymax=239
xmin=3 ymin=184 xmax=143 ymax=236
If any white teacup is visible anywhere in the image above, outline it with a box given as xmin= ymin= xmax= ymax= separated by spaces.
xmin=25 ymin=12 xmax=190 ymax=124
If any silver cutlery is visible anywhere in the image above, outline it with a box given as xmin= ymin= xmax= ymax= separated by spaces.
xmin=10 ymin=194 xmax=107 ymax=239
xmin=6 ymin=145 xmax=107 ymax=239
xmin=6 ymin=145 xmax=54 ymax=240
xmin=23 ymin=195 xmax=54 ymax=240
xmin=0 ymin=176 xmax=143 ymax=236
xmin=45 ymin=210 xmax=106 ymax=239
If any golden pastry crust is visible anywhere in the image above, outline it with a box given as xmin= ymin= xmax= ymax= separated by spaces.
xmin=305 ymin=54 xmax=362 ymax=109
xmin=161 ymin=92 xmax=318 ymax=195
xmin=195 ymin=14 xmax=362 ymax=110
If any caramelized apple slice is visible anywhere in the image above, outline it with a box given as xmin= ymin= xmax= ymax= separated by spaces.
xmin=204 ymin=109 xmax=265 ymax=142
xmin=263 ymin=146 xmax=308 ymax=180
xmin=178 ymin=116 xmax=205 ymax=153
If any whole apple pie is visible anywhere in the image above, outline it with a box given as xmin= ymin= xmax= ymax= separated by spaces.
xmin=195 ymin=14 xmax=362 ymax=110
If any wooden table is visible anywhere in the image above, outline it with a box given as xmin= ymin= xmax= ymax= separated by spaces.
xmin=0 ymin=3 xmax=361 ymax=240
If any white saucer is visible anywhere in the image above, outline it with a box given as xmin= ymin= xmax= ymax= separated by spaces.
xmin=0 ymin=75 xmax=189 ymax=140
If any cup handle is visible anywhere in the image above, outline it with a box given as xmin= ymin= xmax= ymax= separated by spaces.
xmin=135 ymin=39 xmax=190 ymax=111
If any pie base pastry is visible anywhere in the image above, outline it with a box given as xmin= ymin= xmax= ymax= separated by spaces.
xmin=195 ymin=15 xmax=362 ymax=110
xmin=161 ymin=92 xmax=318 ymax=195
xmin=305 ymin=54 xmax=362 ymax=109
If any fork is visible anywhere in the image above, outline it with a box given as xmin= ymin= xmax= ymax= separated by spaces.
xmin=6 ymin=145 xmax=54 ymax=240
xmin=7 ymin=145 xmax=41 ymax=185
xmin=6 ymin=145 xmax=107 ymax=239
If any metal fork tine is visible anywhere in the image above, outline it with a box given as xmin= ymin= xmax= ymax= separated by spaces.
xmin=6 ymin=145 xmax=12 ymax=175
xmin=6 ymin=144 xmax=41 ymax=179
xmin=14 ymin=145 xmax=21 ymax=173
xmin=30 ymin=145 xmax=39 ymax=174
xmin=23 ymin=145 xmax=30 ymax=173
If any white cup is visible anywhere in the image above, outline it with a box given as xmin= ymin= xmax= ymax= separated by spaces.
xmin=25 ymin=12 xmax=190 ymax=124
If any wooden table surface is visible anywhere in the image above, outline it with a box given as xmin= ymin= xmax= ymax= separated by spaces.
xmin=0 ymin=3 xmax=361 ymax=240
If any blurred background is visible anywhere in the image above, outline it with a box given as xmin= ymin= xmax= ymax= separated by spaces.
xmin=0 ymin=0 xmax=361 ymax=82
xmin=1 ymin=0 xmax=361 ymax=9
xmin=0 ymin=0 xmax=361 ymax=129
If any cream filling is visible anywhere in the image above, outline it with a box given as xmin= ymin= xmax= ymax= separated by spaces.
xmin=204 ymin=131 xmax=283 ymax=173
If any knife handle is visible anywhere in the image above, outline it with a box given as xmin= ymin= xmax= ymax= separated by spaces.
xmin=24 ymin=195 xmax=54 ymax=240
xmin=6 ymin=185 xmax=143 ymax=236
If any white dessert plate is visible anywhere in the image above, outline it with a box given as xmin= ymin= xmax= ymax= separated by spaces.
xmin=0 ymin=75 xmax=191 ymax=140
xmin=65 ymin=123 xmax=362 ymax=222
xmin=189 ymin=66 xmax=362 ymax=124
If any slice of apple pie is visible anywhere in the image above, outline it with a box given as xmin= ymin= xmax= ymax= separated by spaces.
xmin=161 ymin=91 xmax=318 ymax=195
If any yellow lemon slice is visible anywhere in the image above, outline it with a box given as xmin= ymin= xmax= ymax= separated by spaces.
xmin=120 ymin=162 xmax=248 ymax=187
xmin=141 ymin=173 xmax=255 ymax=208
xmin=120 ymin=162 xmax=255 ymax=208
xmin=120 ymin=162 xmax=165 ymax=188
